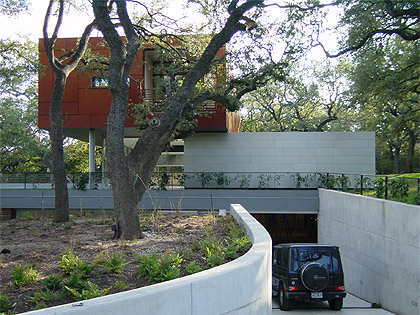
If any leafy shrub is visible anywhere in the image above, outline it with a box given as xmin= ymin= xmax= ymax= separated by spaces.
xmin=62 ymin=273 xmax=89 ymax=298
xmin=389 ymin=178 xmax=409 ymax=200
xmin=11 ymin=264 xmax=41 ymax=288
xmin=28 ymin=289 xmax=61 ymax=306
xmin=60 ymin=250 xmax=80 ymax=274
xmin=74 ymin=173 xmax=89 ymax=191
xmin=65 ymin=281 xmax=110 ymax=301
xmin=114 ymin=281 xmax=128 ymax=292
xmin=43 ymin=275 xmax=62 ymax=291
xmin=137 ymin=251 xmax=183 ymax=284
xmin=185 ymin=261 xmax=203 ymax=275
xmin=76 ymin=261 xmax=96 ymax=278
xmin=0 ymin=295 xmax=10 ymax=312
xmin=100 ymin=252 xmax=128 ymax=274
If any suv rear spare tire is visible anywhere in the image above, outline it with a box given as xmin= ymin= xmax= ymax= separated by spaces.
xmin=300 ymin=263 xmax=329 ymax=291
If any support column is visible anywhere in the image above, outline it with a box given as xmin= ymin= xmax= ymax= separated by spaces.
xmin=88 ymin=129 xmax=95 ymax=189
xmin=101 ymin=137 xmax=107 ymax=185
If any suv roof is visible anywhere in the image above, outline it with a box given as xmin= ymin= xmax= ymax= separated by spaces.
xmin=273 ymin=243 xmax=339 ymax=249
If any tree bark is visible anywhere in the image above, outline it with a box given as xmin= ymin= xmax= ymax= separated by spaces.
xmin=49 ymin=72 xmax=69 ymax=222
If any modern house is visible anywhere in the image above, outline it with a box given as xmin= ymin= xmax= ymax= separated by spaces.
xmin=37 ymin=37 xmax=376 ymax=245
xmin=38 ymin=37 xmax=240 ymax=172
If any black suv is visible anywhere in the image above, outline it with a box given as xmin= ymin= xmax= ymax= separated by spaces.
xmin=272 ymin=244 xmax=346 ymax=311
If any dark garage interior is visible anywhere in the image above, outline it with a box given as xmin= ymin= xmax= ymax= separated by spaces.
xmin=251 ymin=214 xmax=318 ymax=245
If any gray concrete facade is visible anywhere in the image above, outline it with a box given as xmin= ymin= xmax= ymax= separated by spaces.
xmin=184 ymin=132 xmax=375 ymax=174
xmin=318 ymin=189 xmax=420 ymax=315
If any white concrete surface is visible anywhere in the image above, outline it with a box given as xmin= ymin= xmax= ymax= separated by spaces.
xmin=184 ymin=132 xmax=375 ymax=188
xmin=272 ymin=294 xmax=394 ymax=314
xmin=318 ymin=189 xmax=420 ymax=315
xmin=22 ymin=204 xmax=272 ymax=315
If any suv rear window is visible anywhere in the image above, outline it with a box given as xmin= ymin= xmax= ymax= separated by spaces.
xmin=290 ymin=247 xmax=340 ymax=272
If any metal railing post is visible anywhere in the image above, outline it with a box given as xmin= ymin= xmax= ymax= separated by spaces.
xmin=360 ymin=175 xmax=363 ymax=195
xmin=385 ymin=176 xmax=388 ymax=199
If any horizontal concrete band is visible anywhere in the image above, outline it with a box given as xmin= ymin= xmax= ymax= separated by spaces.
xmin=22 ymin=204 xmax=273 ymax=315
xmin=0 ymin=189 xmax=319 ymax=213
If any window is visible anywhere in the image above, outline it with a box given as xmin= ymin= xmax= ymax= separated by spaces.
xmin=92 ymin=77 xmax=108 ymax=88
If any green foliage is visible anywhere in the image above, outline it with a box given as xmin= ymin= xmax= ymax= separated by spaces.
xmin=215 ymin=172 xmax=231 ymax=186
xmin=0 ymin=38 xmax=50 ymax=173
xmin=73 ymin=173 xmax=89 ymax=191
xmin=60 ymin=250 xmax=80 ymax=274
xmin=185 ymin=261 xmax=203 ymax=275
xmin=114 ymin=281 xmax=128 ymax=292
xmin=43 ymin=275 xmax=62 ymax=291
xmin=257 ymin=174 xmax=272 ymax=189
xmin=28 ymin=289 xmax=61 ymax=305
xmin=200 ymin=226 xmax=225 ymax=267
xmin=235 ymin=174 xmax=251 ymax=189
xmin=65 ymin=281 xmax=110 ymax=301
xmin=100 ymin=253 xmax=128 ymax=274
xmin=197 ymin=172 xmax=214 ymax=188
xmin=11 ymin=264 xmax=41 ymax=288
xmin=389 ymin=178 xmax=409 ymax=201
xmin=0 ymin=295 xmax=10 ymax=312
xmin=136 ymin=251 xmax=183 ymax=284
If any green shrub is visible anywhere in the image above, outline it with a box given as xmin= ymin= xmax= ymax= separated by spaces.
xmin=65 ymin=281 xmax=110 ymax=301
xmin=62 ymin=273 xmax=89 ymax=298
xmin=114 ymin=281 xmax=128 ymax=292
xmin=43 ymin=275 xmax=62 ymax=291
xmin=137 ymin=251 xmax=183 ymax=284
xmin=60 ymin=250 xmax=80 ymax=274
xmin=28 ymin=289 xmax=61 ymax=306
xmin=0 ymin=295 xmax=10 ymax=312
xmin=11 ymin=264 xmax=41 ymax=288
xmin=185 ymin=261 xmax=203 ymax=275
xmin=100 ymin=252 xmax=128 ymax=274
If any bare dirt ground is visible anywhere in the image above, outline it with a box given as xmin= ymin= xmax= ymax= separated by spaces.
xmin=0 ymin=211 xmax=246 ymax=314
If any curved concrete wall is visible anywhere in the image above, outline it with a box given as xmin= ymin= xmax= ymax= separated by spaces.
xmin=23 ymin=204 xmax=272 ymax=315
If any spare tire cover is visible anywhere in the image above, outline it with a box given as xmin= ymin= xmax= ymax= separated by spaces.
xmin=300 ymin=263 xmax=329 ymax=291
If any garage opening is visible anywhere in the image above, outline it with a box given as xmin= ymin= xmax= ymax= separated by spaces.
xmin=251 ymin=214 xmax=317 ymax=245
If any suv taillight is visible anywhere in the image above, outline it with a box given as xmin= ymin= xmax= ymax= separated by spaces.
xmin=287 ymin=286 xmax=299 ymax=291
xmin=335 ymin=285 xmax=345 ymax=291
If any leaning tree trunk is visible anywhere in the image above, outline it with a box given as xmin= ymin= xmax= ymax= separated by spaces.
xmin=50 ymin=72 xmax=70 ymax=223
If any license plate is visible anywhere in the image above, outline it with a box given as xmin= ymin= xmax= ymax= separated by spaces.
xmin=311 ymin=292 xmax=323 ymax=299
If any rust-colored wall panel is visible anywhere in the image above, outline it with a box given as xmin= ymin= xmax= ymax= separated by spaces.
xmin=90 ymin=115 xmax=108 ymax=128
xmin=38 ymin=102 xmax=50 ymax=115
xmin=38 ymin=115 xmax=50 ymax=129
xmin=62 ymin=102 xmax=79 ymax=115
xmin=63 ymin=115 xmax=91 ymax=128
xmin=65 ymin=38 xmax=78 ymax=50
xmin=38 ymin=52 xmax=53 ymax=102
xmin=79 ymin=89 xmax=112 ymax=114
xmin=79 ymin=73 xmax=92 ymax=89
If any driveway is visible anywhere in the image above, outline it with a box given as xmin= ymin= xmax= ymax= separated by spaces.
xmin=272 ymin=294 xmax=394 ymax=314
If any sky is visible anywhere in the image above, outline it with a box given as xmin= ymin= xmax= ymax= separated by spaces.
xmin=0 ymin=0 xmax=340 ymax=60
xmin=0 ymin=0 xmax=95 ymax=40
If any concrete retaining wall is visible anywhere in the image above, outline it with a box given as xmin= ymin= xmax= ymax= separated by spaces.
xmin=23 ymin=204 xmax=272 ymax=315
xmin=318 ymin=189 xmax=420 ymax=315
